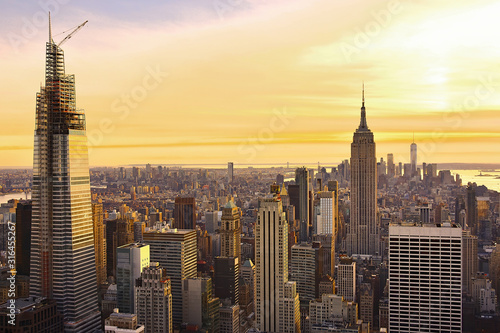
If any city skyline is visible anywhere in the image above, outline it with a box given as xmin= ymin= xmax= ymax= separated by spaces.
xmin=1 ymin=1 xmax=500 ymax=167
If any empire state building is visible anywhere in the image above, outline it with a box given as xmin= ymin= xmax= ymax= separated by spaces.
xmin=30 ymin=18 xmax=101 ymax=332
xmin=345 ymin=88 xmax=380 ymax=256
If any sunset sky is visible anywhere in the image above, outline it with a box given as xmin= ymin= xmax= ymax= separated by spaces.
xmin=1 ymin=0 xmax=500 ymax=167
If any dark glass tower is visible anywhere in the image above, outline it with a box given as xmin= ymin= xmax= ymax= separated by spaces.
xmin=30 ymin=18 xmax=100 ymax=332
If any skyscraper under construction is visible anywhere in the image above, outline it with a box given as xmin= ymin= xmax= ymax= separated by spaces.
xmin=30 ymin=17 xmax=101 ymax=332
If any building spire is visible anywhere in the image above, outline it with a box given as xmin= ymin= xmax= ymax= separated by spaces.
xmin=49 ymin=12 xmax=52 ymax=43
xmin=358 ymin=83 xmax=368 ymax=131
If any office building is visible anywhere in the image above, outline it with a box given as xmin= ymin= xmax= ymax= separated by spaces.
xmin=219 ymin=302 xmax=239 ymax=333
xmin=220 ymin=201 xmax=241 ymax=262
xmin=135 ymin=263 xmax=172 ymax=333
xmin=93 ymin=203 xmax=107 ymax=286
xmin=387 ymin=153 xmax=395 ymax=177
xmin=255 ymin=196 xmax=300 ymax=332
xmin=205 ymin=211 xmax=219 ymax=233
xmin=337 ymin=257 xmax=356 ymax=302
xmin=143 ymin=225 xmax=197 ymax=325
xmin=388 ymin=223 xmax=462 ymax=332
xmin=30 ymin=18 xmax=101 ymax=331
xmin=296 ymin=167 xmax=310 ymax=242
xmin=116 ymin=243 xmax=150 ymax=314
xmin=174 ymin=197 xmax=196 ymax=229
xmin=316 ymin=191 xmax=335 ymax=235
xmin=309 ymin=294 xmax=358 ymax=329
xmin=15 ymin=201 xmax=31 ymax=276
xmin=466 ymin=184 xmax=478 ymax=235
xmin=290 ymin=242 xmax=324 ymax=302
xmin=182 ymin=277 xmax=220 ymax=333
xmin=214 ymin=256 xmax=239 ymax=304
xmin=313 ymin=233 xmax=335 ymax=278
xmin=346 ymin=89 xmax=379 ymax=256
xmin=462 ymin=230 xmax=478 ymax=294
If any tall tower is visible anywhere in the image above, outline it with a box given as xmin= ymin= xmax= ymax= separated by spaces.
xmin=228 ymin=162 xmax=234 ymax=183
xmin=30 ymin=17 xmax=101 ymax=331
xmin=255 ymin=196 xmax=300 ymax=332
xmin=410 ymin=134 xmax=417 ymax=177
xmin=92 ymin=203 xmax=107 ymax=286
xmin=220 ymin=201 xmax=241 ymax=262
xmin=295 ymin=167 xmax=310 ymax=242
xmin=346 ymin=87 xmax=379 ymax=256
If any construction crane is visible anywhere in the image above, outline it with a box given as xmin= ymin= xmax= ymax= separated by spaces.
xmin=57 ymin=20 xmax=88 ymax=47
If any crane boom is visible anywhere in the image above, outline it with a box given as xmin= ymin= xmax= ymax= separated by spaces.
xmin=57 ymin=20 xmax=88 ymax=47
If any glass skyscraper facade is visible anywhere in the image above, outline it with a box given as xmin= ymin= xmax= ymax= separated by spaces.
xmin=30 ymin=25 xmax=101 ymax=332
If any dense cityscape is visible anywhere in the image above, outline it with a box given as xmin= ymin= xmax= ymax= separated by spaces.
xmin=1 ymin=2 xmax=500 ymax=333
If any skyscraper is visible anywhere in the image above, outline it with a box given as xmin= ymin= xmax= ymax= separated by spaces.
xmin=388 ymin=223 xmax=462 ymax=332
xmin=228 ymin=162 xmax=234 ymax=183
xmin=15 ymin=201 xmax=32 ymax=277
xmin=173 ymin=197 xmax=196 ymax=229
xmin=346 ymin=88 xmax=379 ymax=256
xmin=410 ymin=136 xmax=417 ymax=177
xmin=255 ymin=196 xmax=300 ymax=332
xmin=290 ymin=242 xmax=323 ymax=302
xmin=337 ymin=257 xmax=356 ymax=302
xmin=92 ymin=203 xmax=107 ymax=286
xmin=135 ymin=263 xmax=172 ymax=333
xmin=143 ymin=225 xmax=197 ymax=326
xmin=220 ymin=201 xmax=241 ymax=262
xmin=116 ymin=243 xmax=150 ymax=314
xmin=295 ymin=167 xmax=310 ymax=242
xmin=30 ymin=17 xmax=101 ymax=331
xmin=387 ymin=153 xmax=395 ymax=177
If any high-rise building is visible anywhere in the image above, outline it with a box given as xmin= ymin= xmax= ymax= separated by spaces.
xmin=214 ymin=256 xmax=239 ymax=304
xmin=239 ymin=259 xmax=255 ymax=316
xmin=30 ymin=18 xmax=101 ymax=331
xmin=15 ymin=201 xmax=32 ymax=277
xmin=462 ymin=230 xmax=478 ymax=294
xmin=290 ymin=242 xmax=324 ymax=302
xmin=143 ymin=225 xmax=197 ymax=326
xmin=316 ymin=191 xmax=335 ymax=235
xmin=205 ymin=211 xmax=219 ymax=234
xmin=255 ymin=196 xmax=300 ymax=332
xmin=490 ymin=244 xmax=500 ymax=304
xmin=134 ymin=263 xmax=172 ymax=333
xmin=387 ymin=153 xmax=395 ymax=177
xmin=410 ymin=138 xmax=417 ymax=177
xmin=359 ymin=282 xmax=374 ymax=329
xmin=116 ymin=243 xmax=150 ymax=314
xmin=388 ymin=223 xmax=462 ymax=333
xmin=92 ymin=203 xmax=107 ymax=286
xmin=346 ymin=88 xmax=379 ymax=256
xmin=173 ymin=197 xmax=196 ymax=229
xmin=466 ymin=183 xmax=478 ymax=235
xmin=296 ymin=167 xmax=310 ymax=242
xmin=337 ymin=257 xmax=356 ymax=302
xmin=220 ymin=201 xmax=241 ymax=263
xmin=228 ymin=162 xmax=234 ymax=183
xmin=182 ymin=277 xmax=220 ymax=333
xmin=219 ymin=303 xmax=239 ymax=333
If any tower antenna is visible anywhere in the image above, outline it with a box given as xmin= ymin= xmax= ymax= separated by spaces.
xmin=49 ymin=12 xmax=52 ymax=43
